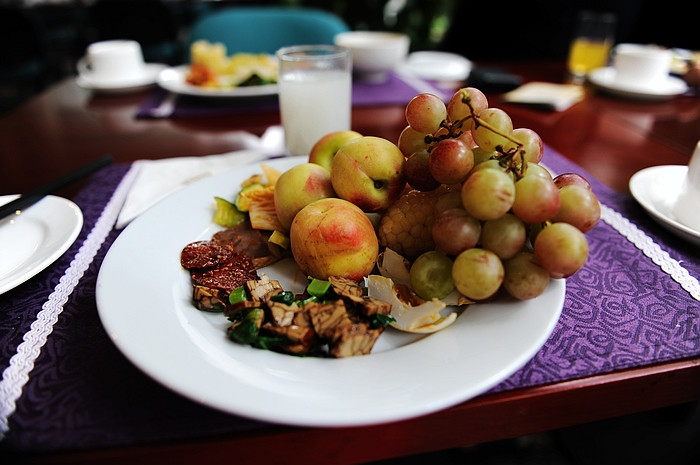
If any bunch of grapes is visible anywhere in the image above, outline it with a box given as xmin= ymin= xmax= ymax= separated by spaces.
xmin=395 ymin=88 xmax=601 ymax=302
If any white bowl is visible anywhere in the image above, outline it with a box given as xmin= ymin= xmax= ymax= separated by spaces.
xmin=334 ymin=31 xmax=410 ymax=83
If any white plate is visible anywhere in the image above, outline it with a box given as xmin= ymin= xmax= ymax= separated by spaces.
xmin=76 ymin=63 xmax=167 ymax=93
xmin=629 ymin=165 xmax=700 ymax=246
xmin=157 ymin=65 xmax=278 ymax=97
xmin=95 ymin=157 xmax=565 ymax=427
xmin=397 ymin=51 xmax=472 ymax=82
xmin=588 ymin=67 xmax=688 ymax=100
xmin=0 ymin=195 xmax=83 ymax=294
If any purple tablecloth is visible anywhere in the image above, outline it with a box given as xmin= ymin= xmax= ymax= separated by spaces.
xmin=136 ymin=72 xmax=454 ymax=119
xmin=1 ymin=146 xmax=698 ymax=454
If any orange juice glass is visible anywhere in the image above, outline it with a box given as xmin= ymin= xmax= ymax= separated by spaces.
xmin=567 ymin=11 xmax=616 ymax=80
xmin=567 ymin=38 xmax=613 ymax=76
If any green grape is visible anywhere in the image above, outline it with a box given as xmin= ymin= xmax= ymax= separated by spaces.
xmin=432 ymin=207 xmax=481 ymax=256
xmin=452 ymin=248 xmax=504 ymax=301
xmin=522 ymin=162 xmax=553 ymax=180
xmin=405 ymin=93 xmax=447 ymax=134
xmin=461 ymin=168 xmax=516 ymax=220
xmin=471 ymin=108 xmax=513 ymax=152
xmin=405 ymin=149 xmax=441 ymax=192
xmin=409 ymin=250 xmax=455 ymax=300
xmin=534 ymin=222 xmax=588 ymax=278
xmin=552 ymin=184 xmax=601 ymax=232
xmin=447 ymin=87 xmax=488 ymax=122
xmin=480 ymin=213 xmax=527 ymax=260
xmin=503 ymin=252 xmax=550 ymax=300
xmin=398 ymin=125 xmax=430 ymax=157
xmin=503 ymin=128 xmax=544 ymax=164
xmin=428 ymin=138 xmax=474 ymax=185
xmin=511 ymin=175 xmax=561 ymax=224
xmin=472 ymin=145 xmax=497 ymax=166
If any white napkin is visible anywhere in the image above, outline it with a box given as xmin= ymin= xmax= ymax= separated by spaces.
xmin=115 ymin=126 xmax=286 ymax=229
xmin=502 ymin=82 xmax=585 ymax=111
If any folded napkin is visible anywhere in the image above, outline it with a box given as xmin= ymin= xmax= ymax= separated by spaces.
xmin=116 ymin=126 xmax=285 ymax=229
xmin=502 ymin=82 xmax=585 ymax=111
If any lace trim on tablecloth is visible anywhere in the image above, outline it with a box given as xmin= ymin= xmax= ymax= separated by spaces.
xmin=601 ymin=204 xmax=700 ymax=301
xmin=0 ymin=165 xmax=139 ymax=438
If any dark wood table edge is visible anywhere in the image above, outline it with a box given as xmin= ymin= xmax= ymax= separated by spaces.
xmin=10 ymin=356 xmax=699 ymax=465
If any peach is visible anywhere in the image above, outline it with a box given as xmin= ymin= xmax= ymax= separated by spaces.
xmin=273 ymin=163 xmax=336 ymax=231
xmin=290 ymin=198 xmax=378 ymax=281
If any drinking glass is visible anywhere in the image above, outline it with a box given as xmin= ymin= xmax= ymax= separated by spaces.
xmin=567 ymin=11 xmax=616 ymax=81
xmin=276 ymin=45 xmax=352 ymax=156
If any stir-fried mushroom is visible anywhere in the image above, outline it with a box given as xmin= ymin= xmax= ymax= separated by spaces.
xmin=221 ymin=274 xmax=394 ymax=357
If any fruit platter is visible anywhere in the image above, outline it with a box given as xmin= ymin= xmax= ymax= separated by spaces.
xmin=96 ymin=87 xmax=598 ymax=425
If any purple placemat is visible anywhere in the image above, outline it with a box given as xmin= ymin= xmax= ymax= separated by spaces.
xmin=136 ymin=72 xmax=452 ymax=119
xmin=1 ymin=146 xmax=698 ymax=454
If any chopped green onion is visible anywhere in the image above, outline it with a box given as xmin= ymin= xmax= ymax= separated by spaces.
xmin=229 ymin=285 xmax=247 ymax=305
xmin=307 ymin=278 xmax=332 ymax=298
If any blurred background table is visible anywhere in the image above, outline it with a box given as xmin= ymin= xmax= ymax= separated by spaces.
xmin=1 ymin=58 xmax=699 ymax=464
xmin=1 ymin=61 xmax=697 ymax=196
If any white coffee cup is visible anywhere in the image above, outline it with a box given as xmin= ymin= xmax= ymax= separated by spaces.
xmin=672 ymin=140 xmax=700 ymax=232
xmin=77 ymin=40 xmax=146 ymax=83
xmin=612 ymin=43 xmax=672 ymax=88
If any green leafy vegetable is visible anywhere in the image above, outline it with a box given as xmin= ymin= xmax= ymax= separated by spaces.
xmin=370 ymin=313 xmax=396 ymax=329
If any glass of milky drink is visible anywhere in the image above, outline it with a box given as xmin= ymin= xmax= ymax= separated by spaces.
xmin=276 ymin=45 xmax=352 ymax=156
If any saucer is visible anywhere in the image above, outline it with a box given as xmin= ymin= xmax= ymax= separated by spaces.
xmin=588 ymin=67 xmax=688 ymax=101
xmin=76 ymin=63 xmax=167 ymax=93
xmin=397 ymin=51 xmax=472 ymax=82
xmin=629 ymin=165 xmax=700 ymax=247
xmin=0 ymin=195 xmax=83 ymax=294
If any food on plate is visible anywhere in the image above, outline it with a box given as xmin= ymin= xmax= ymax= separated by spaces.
xmin=180 ymin=84 xmax=603 ymax=357
xmin=330 ymin=136 xmax=407 ymax=212
xmin=308 ymin=130 xmax=363 ymax=171
xmin=226 ymin=275 xmax=395 ymax=357
xmin=273 ymin=162 xmax=336 ymax=231
xmin=185 ymin=40 xmax=278 ymax=88
xmin=290 ymin=198 xmax=379 ymax=281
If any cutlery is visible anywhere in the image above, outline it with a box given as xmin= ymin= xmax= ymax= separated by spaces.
xmin=0 ymin=155 xmax=113 ymax=220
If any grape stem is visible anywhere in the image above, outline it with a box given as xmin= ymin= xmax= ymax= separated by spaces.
xmin=428 ymin=90 xmax=529 ymax=178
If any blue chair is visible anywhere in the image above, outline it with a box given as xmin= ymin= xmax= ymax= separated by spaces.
xmin=184 ymin=6 xmax=350 ymax=60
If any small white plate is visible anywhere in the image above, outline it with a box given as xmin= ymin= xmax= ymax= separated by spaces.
xmin=96 ymin=156 xmax=565 ymax=427
xmin=397 ymin=51 xmax=472 ymax=82
xmin=588 ymin=67 xmax=688 ymax=101
xmin=0 ymin=195 xmax=83 ymax=294
xmin=629 ymin=165 xmax=700 ymax=246
xmin=76 ymin=63 xmax=167 ymax=93
xmin=157 ymin=65 xmax=278 ymax=97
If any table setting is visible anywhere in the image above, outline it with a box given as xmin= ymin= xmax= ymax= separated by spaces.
xmin=1 ymin=127 xmax=698 ymax=455
xmin=1 ymin=27 xmax=700 ymax=463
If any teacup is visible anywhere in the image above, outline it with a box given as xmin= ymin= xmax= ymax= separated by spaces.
xmin=672 ymin=140 xmax=700 ymax=231
xmin=612 ymin=43 xmax=672 ymax=88
xmin=77 ymin=40 xmax=146 ymax=83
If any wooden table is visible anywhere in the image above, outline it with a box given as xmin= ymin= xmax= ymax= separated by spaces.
xmin=1 ymin=61 xmax=699 ymax=464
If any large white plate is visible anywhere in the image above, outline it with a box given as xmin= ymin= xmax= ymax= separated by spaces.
xmin=157 ymin=65 xmax=278 ymax=97
xmin=588 ymin=67 xmax=688 ymax=101
xmin=96 ymin=156 xmax=565 ymax=427
xmin=0 ymin=195 xmax=83 ymax=294
xmin=629 ymin=165 xmax=700 ymax=246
